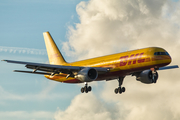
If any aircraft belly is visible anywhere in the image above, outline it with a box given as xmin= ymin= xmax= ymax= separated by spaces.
xmin=97 ymin=62 xmax=170 ymax=81
xmin=44 ymin=75 xmax=82 ymax=83
xmin=44 ymin=62 xmax=170 ymax=83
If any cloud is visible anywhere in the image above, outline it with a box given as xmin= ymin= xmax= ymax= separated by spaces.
xmin=101 ymin=74 xmax=180 ymax=120
xmin=0 ymin=46 xmax=47 ymax=55
xmin=63 ymin=0 xmax=180 ymax=60
xmin=57 ymin=0 xmax=180 ymax=120
xmin=54 ymin=93 xmax=127 ymax=120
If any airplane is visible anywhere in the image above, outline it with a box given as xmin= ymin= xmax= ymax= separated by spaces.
xmin=2 ymin=32 xmax=179 ymax=94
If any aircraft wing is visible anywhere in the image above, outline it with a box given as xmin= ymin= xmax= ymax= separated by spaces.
xmin=158 ymin=65 xmax=179 ymax=70
xmin=2 ymin=60 xmax=109 ymax=76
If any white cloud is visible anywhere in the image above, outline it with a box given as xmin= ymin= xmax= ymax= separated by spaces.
xmin=54 ymin=93 xmax=127 ymax=120
xmin=63 ymin=0 xmax=180 ymax=60
xmin=58 ymin=0 xmax=180 ymax=120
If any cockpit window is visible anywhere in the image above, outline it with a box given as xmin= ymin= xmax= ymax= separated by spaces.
xmin=154 ymin=52 xmax=169 ymax=55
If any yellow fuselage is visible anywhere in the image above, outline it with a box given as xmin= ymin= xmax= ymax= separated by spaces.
xmin=45 ymin=47 xmax=171 ymax=83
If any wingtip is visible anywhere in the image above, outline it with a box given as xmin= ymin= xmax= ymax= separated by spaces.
xmin=1 ymin=59 xmax=6 ymax=62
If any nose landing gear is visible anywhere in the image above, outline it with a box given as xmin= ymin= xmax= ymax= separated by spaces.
xmin=151 ymin=68 xmax=158 ymax=83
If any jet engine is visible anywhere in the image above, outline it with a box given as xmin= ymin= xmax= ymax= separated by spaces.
xmin=136 ymin=70 xmax=158 ymax=84
xmin=75 ymin=68 xmax=98 ymax=82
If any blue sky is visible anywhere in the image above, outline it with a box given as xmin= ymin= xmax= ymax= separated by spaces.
xmin=0 ymin=0 xmax=90 ymax=119
xmin=0 ymin=0 xmax=80 ymax=49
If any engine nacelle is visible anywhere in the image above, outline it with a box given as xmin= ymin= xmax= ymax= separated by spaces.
xmin=136 ymin=70 xmax=158 ymax=84
xmin=75 ymin=68 xmax=98 ymax=82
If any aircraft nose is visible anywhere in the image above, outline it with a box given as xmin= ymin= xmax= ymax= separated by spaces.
xmin=168 ymin=54 xmax=172 ymax=63
xmin=165 ymin=51 xmax=172 ymax=64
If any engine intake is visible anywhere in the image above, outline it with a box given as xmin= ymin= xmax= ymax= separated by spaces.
xmin=75 ymin=68 xmax=98 ymax=82
xmin=136 ymin=70 xmax=158 ymax=84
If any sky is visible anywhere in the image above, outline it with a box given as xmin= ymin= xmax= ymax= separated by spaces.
xmin=0 ymin=0 xmax=180 ymax=120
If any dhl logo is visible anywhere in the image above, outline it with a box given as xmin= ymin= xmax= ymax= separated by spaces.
xmin=119 ymin=52 xmax=151 ymax=66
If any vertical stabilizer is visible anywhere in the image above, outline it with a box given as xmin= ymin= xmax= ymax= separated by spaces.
xmin=43 ymin=32 xmax=67 ymax=65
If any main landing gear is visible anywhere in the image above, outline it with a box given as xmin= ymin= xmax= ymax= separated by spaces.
xmin=81 ymin=82 xmax=92 ymax=93
xmin=80 ymin=77 xmax=126 ymax=94
xmin=114 ymin=77 xmax=126 ymax=94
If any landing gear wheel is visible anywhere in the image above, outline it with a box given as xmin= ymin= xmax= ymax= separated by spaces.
xmin=118 ymin=87 xmax=122 ymax=94
xmin=114 ymin=88 xmax=118 ymax=94
xmin=84 ymin=86 xmax=88 ymax=93
xmin=81 ymin=82 xmax=92 ymax=93
xmin=81 ymin=87 xmax=84 ymax=93
xmin=121 ymin=87 xmax=125 ymax=93
xmin=88 ymin=86 xmax=92 ymax=91
xmin=85 ymin=89 xmax=88 ymax=93
xmin=114 ymin=87 xmax=126 ymax=94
